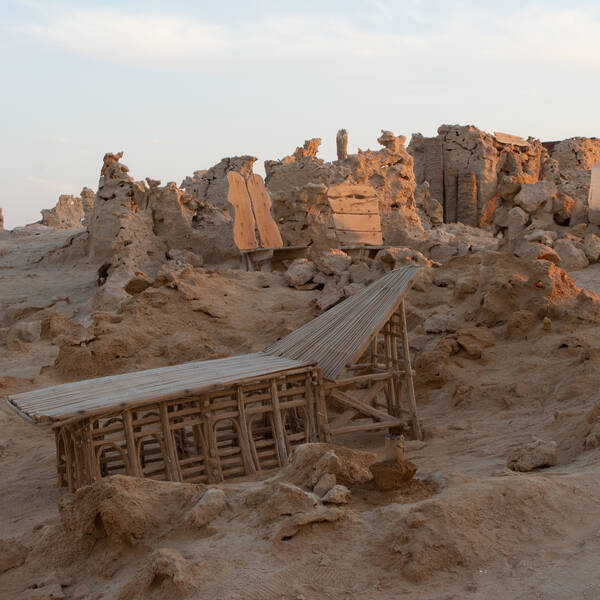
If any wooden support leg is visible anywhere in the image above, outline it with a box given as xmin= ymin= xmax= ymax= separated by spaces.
xmin=315 ymin=373 xmax=331 ymax=443
xmin=193 ymin=420 xmax=212 ymax=483
xmin=399 ymin=300 xmax=423 ymax=440
xmin=159 ymin=403 xmax=182 ymax=482
xmin=236 ymin=385 xmax=256 ymax=474
xmin=203 ymin=396 xmax=224 ymax=483
xmin=384 ymin=323 xmax=397 ymax=414
xmin=123 ymin=409 xmax=142 ymax=477
xmin=305 ymin=372 xmax=317 ymax=442
xmin=82 ymin=422 xmax=99 ymax=485
xmin=55 ymin=430 xmax=64 ymax=488
xmin=270 ymin=379 xmax=289 ymax=464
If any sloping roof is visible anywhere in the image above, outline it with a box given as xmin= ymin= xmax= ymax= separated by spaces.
xmin=264 ymin=266 xmax=419 ymax=380
xmin=6 ymin=353 xmax=309 ymax=425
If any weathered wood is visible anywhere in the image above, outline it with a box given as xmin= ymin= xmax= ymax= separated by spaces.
xmin=236 ymin=385 xmax=256 ymax=474
xmin=9 ymin=354 xmax=311 ymax=425
xmin=327 ymin=183 xmax=377 ymax=199
xmin=54 ymin=431 xmax=63 ymax=487
xmin=333 ymin=229 xmax=384 ymax=246
xmin=360 ymin=379 xmax=388 ymax=408
xmin=329 ymin=197 xmax=379 ymax=215
xmin=305 ymin=372 xmax=317 ymax=441
xmin=315 ymin=372 xmax=331 ymax=443
xmin=159 ymin=403 xmax=182 ymax=482
xmin=226 ymin=171 xmax=259 ymax=251
xmin=122 ymin=409 xmax=142 ymax=477
xmin=331 ymin=419 xmax=403 ymax=435
xmin=269 ymin=379 xmax=288 ymax=464
xmin=332 ymin=213 xmax=382 ymax=233
xmin=329 ymin=408 xmax=358 ymax=430
xmin=246 ymin=174 xmax=283 ymax=249
xmin=323 ymin=370 xmax=397 ymax=389
xmin=329 ymin=389 xmax=396 ymax=423
xmin=399 ymin=300 xmax=422 ymax=440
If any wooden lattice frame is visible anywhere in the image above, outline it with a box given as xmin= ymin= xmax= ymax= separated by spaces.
xmin=324 ymin=299 xmax=422 ymax=440
xmin=54 ymin=365 xmax=325 ymax=491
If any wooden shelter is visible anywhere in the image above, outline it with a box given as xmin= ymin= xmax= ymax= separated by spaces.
xmin=266 ymin=266 xmax=422 ymax=440
xmin=7 ymin=267 xmax=422 ymax=491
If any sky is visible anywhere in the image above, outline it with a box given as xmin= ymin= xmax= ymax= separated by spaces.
xmin=1 ymin=0 xmax=599 ymax=228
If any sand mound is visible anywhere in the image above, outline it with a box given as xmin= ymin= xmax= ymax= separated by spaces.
xmin=411 ymin=251 xmax=600 ymax=334
xmin=52 ymin=268 xmax=319 ymax=381
xmin=58 ymin=475 xmax=206 ymax=551
xmin=382 ymin=473 xmax=600 ymax=582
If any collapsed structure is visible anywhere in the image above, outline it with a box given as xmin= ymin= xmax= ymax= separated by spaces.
xmin=7 ymin=268 xmax=421 ymax=491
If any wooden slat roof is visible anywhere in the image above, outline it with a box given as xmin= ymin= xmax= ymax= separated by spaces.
xmin=6 ymin=353 xmax=309 ymax=425
xmin=264 ymin=266 xmax=419 ymax=380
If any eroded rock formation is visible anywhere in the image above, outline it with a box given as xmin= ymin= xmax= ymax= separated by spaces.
xmin=40 ymin=192 xmax=92 ymax=229
xmin=267 ymin=130 xmax=424 ymax=250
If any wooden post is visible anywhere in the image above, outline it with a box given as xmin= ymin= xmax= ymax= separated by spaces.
xmin=384 ymin=323 xmax=397 ymax=414
xmin=270 ymin=378 xmax=289 ymax=464
xmin=315 ymin=372 xmax=331 ymax=443
xmin=159 ymin=402 xmax=182 ymax=481
xmin=55 ymin=430 xmax=64 ymax=488
xmin=203 ymin=395 xmax=223 ymax=483
xmin=236 ymin=385 xmax=256 ymax=474
xmin=192 ymin=419 xmax=212 ymax=483
xmin=399 ymin=300 xmax=423 ymax=440
xmin=72 ymin=429 xmax=84 ymax=490
xmin=62 ymin=430 xmax=74 ymax=492
xmin=82 ymin=421 xmax=100 ymax=485
xmin=122 ymin=409 xmax=142 ymax=477
xmin=305 ymin=371 xmax=317 ymax=442
xmin=390 ymin=319 xmax=403 ymax=419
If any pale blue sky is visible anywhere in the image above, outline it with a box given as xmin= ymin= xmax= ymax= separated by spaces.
xmin=1 ymin=0 xmax=599 ymax=228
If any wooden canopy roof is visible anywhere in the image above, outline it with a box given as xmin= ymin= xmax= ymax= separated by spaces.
xmin=7 ymin=353 xmax=309 ymax=425
xmin=265 ymin=266 xmax=419 ymax=380
xmin=7 ymin=267 xmax=419 ymax=426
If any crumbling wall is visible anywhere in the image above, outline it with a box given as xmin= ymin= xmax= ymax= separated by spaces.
xmin=548 ymin=138 xmax=600 ymax=209
xmin=267 ymin=131 xmax=424 ymax=249
xmin=409 ymin=125 xmax=545 ymax=228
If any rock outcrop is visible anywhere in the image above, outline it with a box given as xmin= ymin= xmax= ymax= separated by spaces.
xmin=268 ymin=130 xmax=424 ymax=250
xmin=41 ymin=193 xmax=88 ymax=229
xmin=409 ymin=125 xmax=545 ymax=228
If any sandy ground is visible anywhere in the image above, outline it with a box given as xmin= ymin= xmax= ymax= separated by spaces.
xmin=2 ymin=227 xmax=600 ymax=599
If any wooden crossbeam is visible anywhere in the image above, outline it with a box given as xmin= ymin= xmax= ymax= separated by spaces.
xmin=329 ymin=389 xmax=394 ymax=423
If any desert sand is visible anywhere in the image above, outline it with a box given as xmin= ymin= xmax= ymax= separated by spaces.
xmin=2 ymin=126 xmax=600 ymax=599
